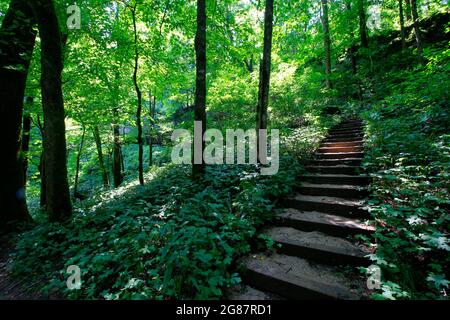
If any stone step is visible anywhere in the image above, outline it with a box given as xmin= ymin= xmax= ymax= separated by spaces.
xmin=296 ymin=182 xmax=368 ymax=199
xmin=241 ymin=253 xmax=365 ymax=299
xmin=265 ymin=227 xmax=371 ymax=266
xmin=300 ymin=174 xmax=369 ymax=185
xmin=278 ymin=208 xmax=375 ymax=237
xmin=306 ymin=165 xmax=362 ymax=175
xmin=339 ymin=120 xmax=363 ymax=125
xmin=316 ymin=152 xmax=364 ymax=160
xmin=309 ymin=159 xmax=363 ymax=167
xmin=332 ymin=123 xmax=363 ymax=129
xmin=327 ymin=134 xmax=364 ymax=140
xmin=325 ymin=136 xmax=365 ymax=142
xmin=329 ymin=128 xmax=363 ymax=134
xmin=282 ymin=194 xmax=369 ymax=219
xmin=321 ymin=141 xmax=364 ymax=148
xmin=318 ymin=146 xmax=363 ymax=153
xmin=228 ymin=285 xmax=285 ymax=300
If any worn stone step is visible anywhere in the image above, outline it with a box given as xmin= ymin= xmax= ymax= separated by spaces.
xmin=278 ymin=208 xmax=375 ymax=237
xmin=282 ymin=194 xmax=369 ymax=219
xmin=309 ymin=159 xmax=363 ymax=167
xmin=334 ymin=120 xmax=362 ymax=125
xmin=228 ymin=285 xmax=285 ymax=300
xmin=316 ymin=152 xmax=364 ymax=160
xmin=265 ymin=227 xmax=371 ymax=266
xmin=306 ymin=165 xmax=362 ymax=175
xmin=296 ymin=182 xmax=368 ymax=198
xmin=241 ymin=253 xmax=366 ymax=300
xmin=327 ymin=134 xmax=364 ymax=141
xmin=318 ymin=146 xmax=363 ymax=153
xmin=326 ymin=138 xmax=364 ymax=143
xmin=329 ymin=128 xmax=363 ymax=134
xmin=332 ymin=123 xmax=363 ymax=129
xmin=300 ymin=174 xmax=369 ymax=185
xmin=321 ymin=141 xmax=364 ymax=148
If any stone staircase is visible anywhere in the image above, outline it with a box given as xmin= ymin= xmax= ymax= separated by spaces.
xmin=229 ymin=119 xmax=374 ymax=300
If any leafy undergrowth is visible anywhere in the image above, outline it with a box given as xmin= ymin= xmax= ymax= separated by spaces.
xmin=11 ymin=119 xmax=333 ymax=300
xmin=360 ymin=45 xmax=450 ymax=299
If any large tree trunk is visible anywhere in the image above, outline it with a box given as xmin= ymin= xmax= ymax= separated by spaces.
xmin=73 ymin=126 xmax=86 ymax=199
xmin=358 ymin=0 xmax=368 ymax=48
xmin=131 ymin=3 xmax=144 ymax=185
xmin=256 ymin=0 xmax=274 ymax=163
xmin=92 ymin=125 xmax=109 ymax=187
xmin=410 ymin=0 xmax=423 ymax=55
xmin=32 ymin=0 xmax=72 ymax=221
xmin=112 ymin=107 xmax=123 ymax=187
xmin=399 ymin=0 xmax=407 ymax=49
xmin=193 ymin=0 xmax=207 ymax=178
xmin=0 ymin=0 xmax=35 ymax=230
xmin=321 ymin=0 xmax=333 ymax=90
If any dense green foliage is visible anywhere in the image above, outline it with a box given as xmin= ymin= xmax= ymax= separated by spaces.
xmin=12 ymin=121 xmax=331 ymax=299
xmin=1 ymin=0 xmax=448 ymax=300
xmin=357 ymin=41 xmax=450 ymax=299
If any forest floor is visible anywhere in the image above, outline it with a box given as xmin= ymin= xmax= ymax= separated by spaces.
xmin=0 ymin=242 xmax=37 ymax=299
xmin=0 ymin=240 xmax=53 ymax=300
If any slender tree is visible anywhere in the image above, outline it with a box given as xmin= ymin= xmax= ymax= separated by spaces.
xmin=405 ymin=0 xmax=412 ymax=22
xmin=32 ymin=0 xmax=72 ymax=221
xmin=345 ymin=1 xmax=357 ymax=76
xmin=36 ymin=116 xmax=46 ymax=208
xmin=321 ymin=0 xmax=333 ymax=89
xmin=130 ymin=1 xmax=144 ymax=185
xmin=193 ymin=0 xmax=207 ymax=178
xmin=256 ymin=0 xmax=274 ymax=163
xmin=73 ymin=126 xmax=86 ymax=199
xmin=148 ymin=92 xmax=156 ymax=167
xmin=358 ymin=0 xmax=369 ymax=48
xmin=410 ymin=0 xmax=423 ymax=56
xmin=21 ymin=97 xmax=33 ymax=188
xmin=112 ymin=107 xmax=123 ymax=187
xmin=92 ymin=125 xmax=109 ymax=187
xmin=399 ymin=0 xmax=407 ymax=49
xmin=0 ymin=0 xmax=35 ymax=230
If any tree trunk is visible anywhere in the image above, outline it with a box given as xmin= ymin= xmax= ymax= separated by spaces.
xmin=131 ymin=3 xmax=144 ymax=185
xmin=120 ymin=145 xmax=125 ymax=172
xmin=21 ymin=105 xmax=32 ymax=188
xmin=321 ymin=0 xmax=333 ymax=89
xmin=92 ymin=125 xmax=109 ymax=187
xmin=148 ymin=92 xmax=156 ymax=167
xmin=358 ymin=0 xmax=369 ymax=48
xmin=245 ymin=57 xmax=254 ymax=73
xmin=193 ymin=0 xmax=207 ymax=178
xmin=36 ymin=116 xmax=46 ymax=208
xmin=405 ymin=0 xmax=412 ymax=22
xmin=399 ymin=0 xmax=407 ymax=49
xmin=112 ymin=108 xmax=123 ymax=188
xmin=73 ymin=126 xmax=86 ymax=199
xmin=410 ymin=0 xmax=423 ymax=56
xmin=256 ymin=0 xmax=274 ymax=163
xmin=32 ymin=0 xmax=72 ymax=221
xmin=0 ymin=0 xmax=36 ymax=230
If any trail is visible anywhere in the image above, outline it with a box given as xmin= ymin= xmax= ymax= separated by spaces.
xmin=230 ymin=119 xmax=375 ymax=300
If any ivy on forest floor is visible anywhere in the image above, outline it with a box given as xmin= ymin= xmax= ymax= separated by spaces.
xmin=11 ymin=122 xmax=332 ymax=300
xmin=360 ymin=45 xmax=450 ymax=300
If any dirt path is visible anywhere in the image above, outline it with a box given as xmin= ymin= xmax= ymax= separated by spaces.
xmin=0 ymin=241 xmax=47 ymax=300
